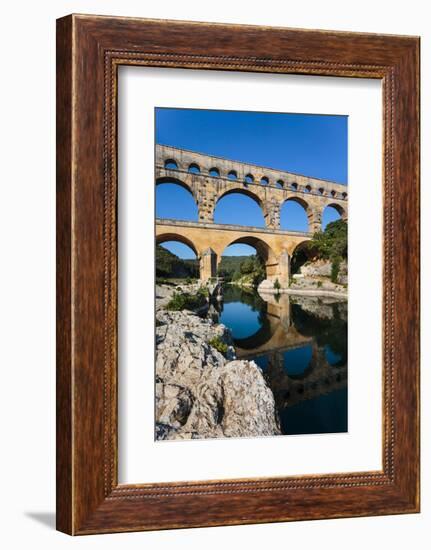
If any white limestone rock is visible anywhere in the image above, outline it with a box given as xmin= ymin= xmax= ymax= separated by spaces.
xmin=155 ymin=310 xmax=281 ymax=440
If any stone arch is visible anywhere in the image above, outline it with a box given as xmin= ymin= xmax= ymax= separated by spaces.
xmin=327 ymin=202 xmax=346 ymax=217
xmin=164 ymin=159 xmax=179 ymax=170
xmin=244 ymin=173 xmax=254 ymax=183
xmin=156 ymin=176 xmax=196 ymax=200
xmin=156 ymin=177 xmax=199 ymax=221
xmin=214 ymin=188 xmax=266 ymax=227
xmin=290 ymin=239 xmax=316 ymax=274
xmin=216 ymin=187 xmax=263 ymax=208
xmin=227 ymin=235 xmax=276 ymax=262
xmin=188 ymin=163 xmax=200 ymax=174
xmin=221 ymin=235 xmax=278 ymax=280
xmin=227 ymin=169 xmax=238 ymax=180
xmin=155 ymin=233 xmax=201 ymax=279
xmin=209 ymin=167 xmax=220 ymax=177
xmin=280 ymin=197 xmax=311 ymax=232
xmin=324 ymin=202 xmax=347 ymax=219
xmin=156 ymin=232 xmax=199 ymax=257
xmin=321 ymin=202 xmax=347 ymax=229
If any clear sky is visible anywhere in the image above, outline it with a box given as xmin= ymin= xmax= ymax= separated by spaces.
xmin=155 ymin=108 xmax=347 ymax=259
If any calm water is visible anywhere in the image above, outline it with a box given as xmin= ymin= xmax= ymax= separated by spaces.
xmin=218 ymin=286 xmax=348 ymax=436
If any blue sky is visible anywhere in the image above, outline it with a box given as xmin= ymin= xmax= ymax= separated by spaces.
xmin=155 ymin=108 xmax=347 ymax=259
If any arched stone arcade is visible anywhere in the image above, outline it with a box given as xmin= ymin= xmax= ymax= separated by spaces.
xmin=156 ymin=220 xmax=310 ymax=283
xmin=156 ymin=145 xmax=347 ymax=232
xmin=155 ymin=145 xmax=348 ymax=280
xmin=220 ymin=235 xmax=278 ymax=280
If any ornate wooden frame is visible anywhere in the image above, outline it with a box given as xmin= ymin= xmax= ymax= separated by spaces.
xmin=56 ymin=14 xmax=420 ymax=535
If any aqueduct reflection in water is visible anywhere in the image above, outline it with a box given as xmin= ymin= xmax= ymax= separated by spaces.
xmin=214 ymin=287 xmax=348 ymax=435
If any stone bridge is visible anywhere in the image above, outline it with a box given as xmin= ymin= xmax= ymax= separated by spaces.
xmin=156 ymin=144 xmax=348 ymax=282
xmin=156 ymin=219 xmax=308 ymax=282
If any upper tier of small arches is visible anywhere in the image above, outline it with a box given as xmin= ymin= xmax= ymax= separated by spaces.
xmin=162 ymin=157 xmax=348 ymax=200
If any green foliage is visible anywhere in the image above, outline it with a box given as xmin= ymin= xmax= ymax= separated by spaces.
xmin=304 ymin=219 xmax=348 ymax=284
xmin=310 ymin=220 xmax=347 ymax=261
xmin=317 ymin=280 xmax=323 ymax=288
xmin=231 ymin=270 xmax=241 ymax=282
xmin=156 ymin=245 xmax=199 ymax=279
xmin=166 ymin=290 xmax=207 ymax=312
xmin=240 ymin=257 xmax=255 ymax=275
xmin=217 ymin=254 xmax=265 ymax=286
xmin=273 ymin=278 xmax=281 ymax=291
xmin=217 ymin=255 xmax=248 ymax=280
xmin=208 ymin=336 xmax=228 ymax=356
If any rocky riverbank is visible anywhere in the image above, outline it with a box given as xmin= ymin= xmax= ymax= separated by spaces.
xmin=155 ymin=305 xmax=281 ymax=440
xmin=257 ymin=259 xmax=348 ymax=298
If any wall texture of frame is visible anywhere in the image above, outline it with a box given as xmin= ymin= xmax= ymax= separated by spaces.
xmin=56 ymin=14 xmax=420 ymax=534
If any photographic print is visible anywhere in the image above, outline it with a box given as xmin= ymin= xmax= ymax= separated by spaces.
xmin=56 ymin=16 xmax=420 ymax=533
xmin=155 ymin=108 xmax=348 ymax=442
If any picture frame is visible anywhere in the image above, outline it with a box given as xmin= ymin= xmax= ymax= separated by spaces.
xmin=56 ymin=14 xmax=420 ymax=535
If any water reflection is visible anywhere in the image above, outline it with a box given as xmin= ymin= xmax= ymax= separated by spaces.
xmin=217 ymin=286 xmax=348 ymax=436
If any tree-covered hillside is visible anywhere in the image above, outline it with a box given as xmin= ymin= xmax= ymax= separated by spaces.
xmin=156 ymin=245 xmax=199 ymax=279
xmin=291 ymin=219 xmax=348 ymax=282
xmin=310 ymin=219 xmax=347 ymax=261
xmin=218 ymin=254 xmax=265 ymax=285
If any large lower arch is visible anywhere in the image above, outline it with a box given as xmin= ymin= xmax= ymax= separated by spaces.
xmin=224 ymin=235 xmax=276 ymax=266
xmin=280 ymin=197 xmax=311 ymax=232
xmin=214 ymin=188 xmax=266 ymax=227
xmin=219 ymin=235 xmax=281 ymax=285
xmin=155 ymin=233 xmax=200 ymax=280
xmin=290 ymin=239 xmax=316 ymax=275
xmin=156 ymin=232 xmax=199 ymax=257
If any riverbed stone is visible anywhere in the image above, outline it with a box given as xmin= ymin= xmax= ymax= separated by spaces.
xmin=155 ymin=309 xmax=281 ymax=440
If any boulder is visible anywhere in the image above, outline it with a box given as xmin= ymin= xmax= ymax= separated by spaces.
xmin=300 ymin=259 xmax=332 ymax=278
xmin=155 ymin=310 xmax=281 ymax=440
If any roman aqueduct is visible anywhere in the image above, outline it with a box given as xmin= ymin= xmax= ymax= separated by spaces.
xmin=155 ymin=144 xmax=348 ymax=283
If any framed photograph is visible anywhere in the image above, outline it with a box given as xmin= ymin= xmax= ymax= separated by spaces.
xmin=56 ymin=14 xmax=420 ymax=534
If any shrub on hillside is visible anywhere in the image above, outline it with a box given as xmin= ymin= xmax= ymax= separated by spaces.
xmin=208 ymin=336 xmax=228 ymax=356
xmin=166 ymin=290 xmax=207 ymax=312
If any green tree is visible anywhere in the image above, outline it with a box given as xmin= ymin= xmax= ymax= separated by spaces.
xmin=310 ymin=219 xmax=347 ymax=260
xmin=240 ymin=257 xmax=255 ymax=275
xmin=310 ymin=219 xmax=347 ymax=285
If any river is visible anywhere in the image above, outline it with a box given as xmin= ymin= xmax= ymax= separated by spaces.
xmin=217 ymin=286 xmax=348 ymax=436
